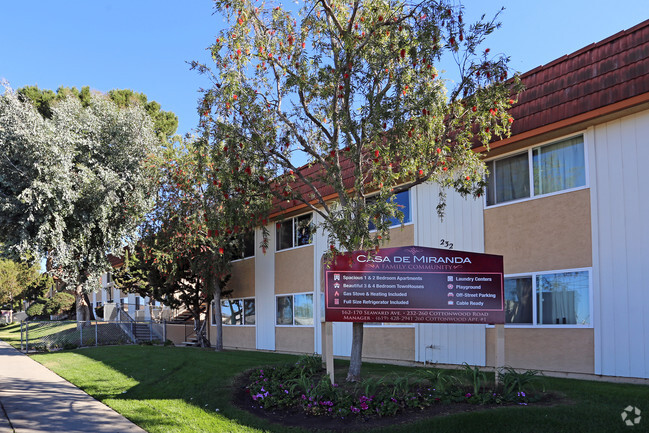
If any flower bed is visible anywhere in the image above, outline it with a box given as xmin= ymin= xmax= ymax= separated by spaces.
xmin=245 ymin=355 xmax=545 ymax=420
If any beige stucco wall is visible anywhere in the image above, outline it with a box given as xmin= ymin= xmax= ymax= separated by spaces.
xmin=484 ymin=189 xmax=592 ymax=274
xmin=275 ymin=327 xmax=314 ymax=353
xmin=229 ymin=258 xmax=255 ymax=298
xmin=165 ymin=323 xmax=187 ymax=345
xmin=383 ymin=224 xmax=415 ymax=248
xmin=485 ymin=327 xmax=594 ymax=374
xmin=219 ymin=325 xmax=256 ymax=349
xmin=275 ymin=245 xmax=314 ymax=294
xmin=362 ymin=326 xmax=415 ymax=362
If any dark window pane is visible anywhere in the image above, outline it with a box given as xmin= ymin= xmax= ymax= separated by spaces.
xmin=295 ymin=214 xmax=313 ymax=246
xmin=504 ymin=277 xmax=533 ymax=324
xmin=244 ymin=299 xmax=255 ymax=325
xmin=276 ymin=220 xmax=293 ymax=250
xmin=276 ymin=295 xmax=293 ymax=325
xmin=242 ymin=231 xmax=255 ymax=258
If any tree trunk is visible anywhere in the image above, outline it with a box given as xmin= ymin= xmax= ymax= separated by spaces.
xmin=214 ymin=285 xmax=223 ymax=351
xmin=83 ymin=292 xmax=95 ymax=320
xmin=346 ymin=322 xmax=364 ymax=382
xmin=75 ymin=285 xmax=91 ymax=326
xmin=193 ymin=306 xmax=211 ymax=348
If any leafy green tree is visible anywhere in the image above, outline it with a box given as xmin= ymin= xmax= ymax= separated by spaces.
xmin=17 ymin=85 xmax=178 ymax=143
xmin=24 ymin=273 xmax=56 ymax=303
xmin=0 ymin=258 xmax=40 ymax=309
xmin=196 ymin=0 xmax=521 ymax=380
xmin=0 ymin=85 xmax=161 ymax=323
xmin=115 ymin=138 xmax=270 ymax=348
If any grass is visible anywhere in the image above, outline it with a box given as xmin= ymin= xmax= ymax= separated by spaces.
xmin=20 ymin=345 xmax=647 ymax=433
xmin=0 ymin=322 xmax=27 ymax=347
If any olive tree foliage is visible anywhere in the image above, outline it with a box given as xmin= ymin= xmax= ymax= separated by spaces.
xmin=0 ymin=85 xmax=161 ymax=322
xmin=17 ymin=85 xmax=179 ymax=143
xmin=194 ymin=0 xmax=522 ymax=381
xmin=116 ymin=139 xmax=271 ymax=348
xmin=0 ymin=258 xmax=40 ymax=309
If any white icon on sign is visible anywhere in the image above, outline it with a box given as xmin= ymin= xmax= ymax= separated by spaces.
xmin=334 ymin=299 xmax=339 ymax=305
xmin=447 ymin=292 xmax=454 ymax=297
xmin=447 ymin=284 xmax=454 ymax=290
xmin=334 ymin=282 xmax=340 ymax=289
xmin=448 ymin=300 xmax=454 ymax=305
xmin=447 ymin=276 xmax=453 ymax=282
xmin=334 ymin=274 xmax=340 ymax=281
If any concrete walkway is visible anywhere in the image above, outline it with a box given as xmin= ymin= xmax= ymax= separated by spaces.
xmin=0 ymin=340 xmax=146 ymax=433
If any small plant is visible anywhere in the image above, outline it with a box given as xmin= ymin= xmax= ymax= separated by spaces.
xmin=417 ymin=367 xmax=456 ymax=393
xmin=358 ymin=376 xmax=386 ymax=397
xmin=499 ymin=366 xmax=545 ymax=399
xmin=462 ymin=363 xmax=488 ymax=396
xmin=295 ymin=353 xmax=322 ymax=375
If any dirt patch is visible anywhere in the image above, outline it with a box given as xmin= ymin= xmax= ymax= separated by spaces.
xmin=231 ymin=372 xmax=565 ymax=432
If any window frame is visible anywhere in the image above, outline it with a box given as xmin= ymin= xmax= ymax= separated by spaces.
xmin=213 ymin=297 xmax=256 ymax=327
xmin=485 ymin=134 xmax=589 ymax=208
xmin=275 ymin=292 xmax=314 ymax=327
xmin=503 ymin=267 xmax=593 ymax=328
xmin=275 ymin=212 xmax=314 ymax=252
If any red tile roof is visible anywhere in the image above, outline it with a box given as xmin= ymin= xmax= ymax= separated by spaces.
xmin=506 ymin=19 xmax=649 ymax=139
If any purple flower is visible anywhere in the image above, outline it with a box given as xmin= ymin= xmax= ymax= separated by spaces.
xmin=465 ymin=393 xmax=472 ymax=398
xmin=284 ymin=390 xmax=289 ymax=394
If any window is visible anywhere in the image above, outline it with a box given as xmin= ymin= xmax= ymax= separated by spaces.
xmin=368 ymin=189 xmax=412 ymax=230
xmin=237 ymin=231 xmax=255 ymax=259
xmin=504 ymin=269 xmax=591 ymax=326
xmin=276 ymin=213 xmax=313 ymax=251
xmin=276 ymin=293 xmax=313 ymax=326
xmin=486 ymin=136 xmax=586 ymax=206
xmin=217 ymin=298 xmax=255 ymax=325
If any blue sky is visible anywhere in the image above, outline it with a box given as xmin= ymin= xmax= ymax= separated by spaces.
xmin=1 ymin=1 xmax=647 ymax=137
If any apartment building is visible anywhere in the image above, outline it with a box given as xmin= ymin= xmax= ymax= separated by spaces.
xmin=210 ymin=20 xmax=647 ymax=380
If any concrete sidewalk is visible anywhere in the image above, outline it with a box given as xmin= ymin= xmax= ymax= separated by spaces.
xmin=0 ymin=340 xmax=146 ymax=433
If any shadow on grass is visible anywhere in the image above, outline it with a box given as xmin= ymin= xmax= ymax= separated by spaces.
xmin=64 ymin=345 xmax=308 ymax=433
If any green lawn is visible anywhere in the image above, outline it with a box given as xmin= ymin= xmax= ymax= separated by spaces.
xmin=0 ymin=322 xmax=26 ymax=347
xmin=22 ymin=345 xmax=648 ymax=433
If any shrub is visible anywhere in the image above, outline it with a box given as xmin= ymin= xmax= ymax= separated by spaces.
xmin=26 ymin=299 xmax=47 ymax=318
xmin=44 ymin=292 xmax=75 ymax=316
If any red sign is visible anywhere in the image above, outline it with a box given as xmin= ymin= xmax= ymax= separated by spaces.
xmin=324 ymin=246 xmax=504 ymax=324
